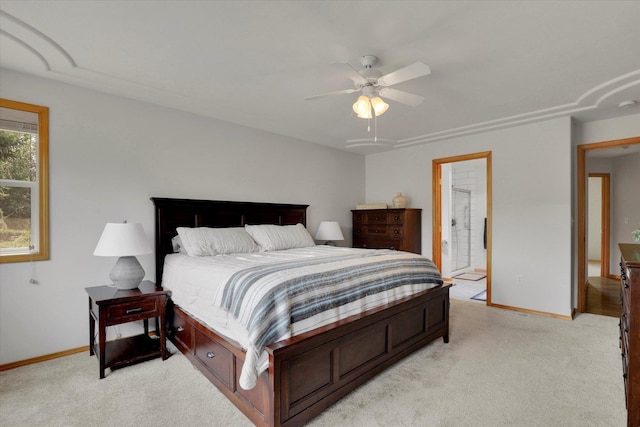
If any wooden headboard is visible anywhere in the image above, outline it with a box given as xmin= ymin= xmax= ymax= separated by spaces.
xmin=151 ymin=197 xmax=309 ymax=285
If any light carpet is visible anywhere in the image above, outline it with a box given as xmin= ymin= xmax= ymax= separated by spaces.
xmin=0 ymin=300 xmax=625 ymax=427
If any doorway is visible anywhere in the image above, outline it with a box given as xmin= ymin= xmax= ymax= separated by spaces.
xmin=433 ymin=151 xmax=492 ymax=304
xmin=585 ymin=173 xmax=618 ymax=317
xmin=577 ymin=136 xmax=640 ymax=313
xmin=587 ymin=174 xmax=610 ymax=278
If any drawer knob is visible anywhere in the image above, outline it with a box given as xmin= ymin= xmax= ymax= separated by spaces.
xmin=206 ymin=351 xmax=215 ymax=359
xmin=176 ymin=326 xmax=184 ymax=332
xmin=394 ymin=216 xmax=399 ymax=221
xmin=125 ymin=308 xmax=143 ymax=315
xmin=393 ymin=229 xmax=399 ymax=234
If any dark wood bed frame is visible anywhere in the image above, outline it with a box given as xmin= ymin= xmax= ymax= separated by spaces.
xmin=152 ymin=197 xmax=450 ymax=427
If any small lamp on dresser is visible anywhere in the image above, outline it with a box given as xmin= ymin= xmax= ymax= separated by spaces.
xmin=315 ymin=221 xmax=344 ymax=246
xmin=93 ymin=221 xmax=151 ymax=289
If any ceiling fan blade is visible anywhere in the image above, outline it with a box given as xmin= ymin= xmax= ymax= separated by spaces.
xmin=305 ymin=88 xmax=360 ymax=101
xmin=378 ymin=62 xmax=431 ymax=87
xmin=378 ymin=87 xmax=424 ymax=106
xmin=332 ymin=62 xmax=369 ymax=86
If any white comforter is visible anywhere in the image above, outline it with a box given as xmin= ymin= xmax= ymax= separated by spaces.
xmin=162 ymin=246 xmax=442 ymax=389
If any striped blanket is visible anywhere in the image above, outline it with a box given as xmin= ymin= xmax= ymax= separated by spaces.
xmin=218 ymin=249 xmax=443 ymax=389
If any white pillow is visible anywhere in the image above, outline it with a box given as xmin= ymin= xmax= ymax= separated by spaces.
xmin=244 ymin=223 xmax=315 ymax=251
xmin=171 ymin=235 xmax=187 ymax=254
xmin=176 ymin=227 xmax=259 ymax=256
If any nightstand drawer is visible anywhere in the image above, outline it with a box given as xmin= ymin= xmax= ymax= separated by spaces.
xmin=105 ymin=299 xmax=159 ymax=324
xmin=195 ymin=329 xmax=232 ymax=387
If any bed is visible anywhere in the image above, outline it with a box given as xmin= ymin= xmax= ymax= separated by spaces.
xmin=152 ymin=197 xmax=450 ymax=427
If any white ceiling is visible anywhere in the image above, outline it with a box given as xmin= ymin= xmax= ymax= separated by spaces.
xmin=1 ymin=1 xmax=639 ymax=155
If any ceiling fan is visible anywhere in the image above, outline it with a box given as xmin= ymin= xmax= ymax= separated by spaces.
xmin=305 ymin=55 xmax=431 ymax=118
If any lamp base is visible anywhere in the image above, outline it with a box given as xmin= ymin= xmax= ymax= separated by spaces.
xmin=109 ymin=256 xmax=145 ymax=290
xmin=324 ymin=241 xmax=337 ymax=246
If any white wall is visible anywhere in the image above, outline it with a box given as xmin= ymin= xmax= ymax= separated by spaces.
xmin=576 ymin=114 xmax=640 ymax=145
xmin=611 ymin=152 xmax=640 ymax=261
xmin=366 ymin=118 xmax=573 ymax=316
xmin=0 ymin=69 xmax=365 ymax=364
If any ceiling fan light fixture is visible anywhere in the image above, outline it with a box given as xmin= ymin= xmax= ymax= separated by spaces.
xmin=370 ymin=97 xmax=389 ymax=116
xmin=353 ymin=95 xmax=373 ymax=118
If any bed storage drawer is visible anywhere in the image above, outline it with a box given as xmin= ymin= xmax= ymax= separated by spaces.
xmin=171 ymin=306 xmax=195 ymax=354
xmin=195 ymin=329 xmax=233 ymax=388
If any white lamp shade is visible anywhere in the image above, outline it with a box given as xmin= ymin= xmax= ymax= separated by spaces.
xmin=370 ymin=97 xmax=389 ymax=116
xmin=315 ymin=221 xmax=344 ymax=241
xmin=353 ymin=95 xmax=373 ymax=119
xmin=93 ymin=222 xmax=151 ymax=256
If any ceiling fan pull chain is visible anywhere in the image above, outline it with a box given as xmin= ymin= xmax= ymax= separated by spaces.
xmin=374 ymin=107 xmax=378 ymax=143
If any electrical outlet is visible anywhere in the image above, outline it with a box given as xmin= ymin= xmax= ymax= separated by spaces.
xmin=516 ymin=275 xmax=524 ymax=284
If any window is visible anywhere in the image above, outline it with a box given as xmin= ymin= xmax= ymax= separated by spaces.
xmin=0 ymin=99 xmax=49 ymax=263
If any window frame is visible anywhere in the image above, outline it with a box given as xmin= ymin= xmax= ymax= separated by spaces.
xmin=0 ymin=98 xmax=49 ymax=263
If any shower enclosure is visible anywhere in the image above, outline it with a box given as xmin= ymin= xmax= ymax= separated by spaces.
xmin=451 ymin=187 xmax=471 ymax=272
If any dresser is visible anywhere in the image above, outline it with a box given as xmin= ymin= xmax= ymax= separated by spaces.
xmin=352 ymin=208 xmax=421 ymax=254
xmin=619 ymin=243 xmax=640 ymax=427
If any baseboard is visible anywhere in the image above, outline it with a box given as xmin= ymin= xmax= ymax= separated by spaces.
xmin=0 ymin=346 xmax=89 ymax=372
xmin=488 ymin=302 xmax=573 ymax=320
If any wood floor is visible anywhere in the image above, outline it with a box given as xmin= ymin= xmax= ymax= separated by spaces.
xmin=586 ymin=276 xmax=620 ymax=317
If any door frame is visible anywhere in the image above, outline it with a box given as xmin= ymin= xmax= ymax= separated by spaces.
xmin=432 ymin=151 xmax=492 ymax=303
xmin=577 ymin=136 xmax=640 ymax=312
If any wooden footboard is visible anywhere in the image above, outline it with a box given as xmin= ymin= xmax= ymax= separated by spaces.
xmin=168 ymin=283 xmax=450 ymax=427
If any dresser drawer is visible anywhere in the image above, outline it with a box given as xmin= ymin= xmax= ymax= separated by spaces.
xmin=366 ymin=212 xmax=389 ymax=224
xmin=357 ymin=225 xmax=403 ymax=239
xmin=195 ymin=329 xmax=232 ymax=387
xmin=353 ymin=238 xmax=402 ymax=251
xmin=388 ymin=212 xmax=405 ymax=224
xmin=105 ymin=298 xmax=159 ymax=324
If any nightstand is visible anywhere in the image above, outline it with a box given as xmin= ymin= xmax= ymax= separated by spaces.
xmin=85 ymin=281 xmax=169 ymax=378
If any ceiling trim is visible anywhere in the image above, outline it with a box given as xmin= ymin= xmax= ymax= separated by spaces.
xmin=395 ymin=70 xmax=640 ymax=148
xmin=0 ymin=10 xmax=75 ymax=70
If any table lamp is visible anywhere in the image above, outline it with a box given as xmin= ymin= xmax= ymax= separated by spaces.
xmin=315 ymin=221 xmax=344 ymax=246
xmin=93 ymin=221 xmax=151 ymax=289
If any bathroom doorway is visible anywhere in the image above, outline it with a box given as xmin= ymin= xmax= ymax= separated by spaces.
xmin=433 ymin=151 xmax=492 ymax=304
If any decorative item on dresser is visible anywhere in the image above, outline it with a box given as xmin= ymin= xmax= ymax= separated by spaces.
xmin=392 ymin=192 xmax=407 ymax=208
xmin=352 ymin=208 xmax=421 ymax=254
xmin=619 ymin=243 xmax=640 ymax=427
